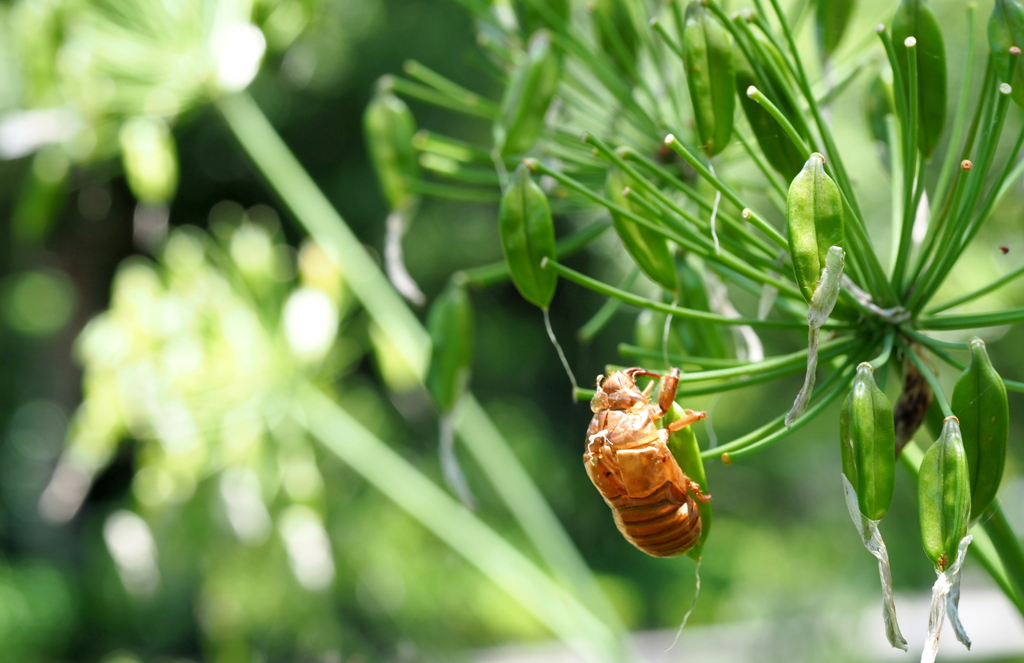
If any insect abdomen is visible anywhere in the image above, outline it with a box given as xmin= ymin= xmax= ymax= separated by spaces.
xmin=607 ymin=483 xmax=701 ymax=557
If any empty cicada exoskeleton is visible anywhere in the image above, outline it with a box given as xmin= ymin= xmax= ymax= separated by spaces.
xmin=584 ymin=367 xmax=710 ymax=558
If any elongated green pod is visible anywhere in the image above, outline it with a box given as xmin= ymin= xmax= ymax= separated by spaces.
xmin=683 ymin=1 xmax=736 ymax=157
xmin=735 ymin=53 xmax=805 ymax=179
xmin=919 ymin=416 xmax=971 ymax=571
xmin=496 ymin=30 xmax=561 ymax=156
xmin=591 ymin=0 xmax=639 ymax=77
xmin=840 ymin=363 xmax=896 ymax=520
xmin=676 ymin=257 xmax=728 ymax=360
xmin=816 ymin=0 xmax=857 ymax=63
xmin=517 ymin=0 xmax=570 ymax=33
xmin=119 ymin=116 xmax=178 ymax=205
xmin=664 ymin=403 xmax=712 ymax=561
xmin=990 ymin=0 xmax=1024 ymax=108
xmin=950 ymin=338 xmax=1008 ymax=520
xmin=364 ymin=85 xmax=419 ymax=212
xmin=892 ymin=0 xmax=947 ymax=157
xmin=864 ymin=72 xmax=896 ymax=164
xmin=499 ymin=163 xmax=557 ymax=308
xmin=605 ymin=168 xmax=678 ymax=291
xmin=426 ymin=282 xmax=474 ymax=412
xmin=786 ymin=153 xmax=845 ymax=302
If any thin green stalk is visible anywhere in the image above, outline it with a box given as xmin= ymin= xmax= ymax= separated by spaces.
xmin=542 ymin=258 xmax=830 ymax=330
xmin=766 ymin=0 xmax=895 ymax=305
xmin=740 ymin=208 xmax=788 ymax=250
xmin=663 ymin=134 xmax=746 ymax=211
xmin=298 ymin=386 xmax=629 ymax=662
xmin=530 ymin=160 xmax=801 ymax=296
xmin=578 ymin=269 xmax=638 ymax=342
xmin=616 ymin=344 xmax=747 ymax=369
xmin=218 ymin=92 xmax=625 ymax=640
xmin=619 ymin=335 xmax=857 ymax=383
xmin=912 ymin=85 xmax=1014 ymax=311
xmin=891 ymin=37 xmax=919 ymax=290
xmin=745 ymin=85 xmax=810 ymax=157
xmin=927 ymin=263 xmax=1024 ymax=314
xmin=458 ymin=221 xmax=611 ymax=288
xmin=982 ymin=504 xmax=1024 ymax=607
xmin=932 ymin=4 xmax=977 ymax=213
xmin=895 ymin=336 xmax=952 ymax=417
xmin=414 ymin=130 xmax=497 ymax=164
xmin=735 ymin=131 xmax=789 ymax=201
xmin=716 ymin=357 xmax=861 ymax=462
xmin=918 ymin=307 xmax=1024 ymax=330
xmin=387 ymin=76 xmax=498 ymax=119
xmin=402 ymin=60 xmax=500 ymax=116
xmin=410 ymin=180 xmax=500 ymax=202
xmin=908 ymin=160 xmax=972 ymax=288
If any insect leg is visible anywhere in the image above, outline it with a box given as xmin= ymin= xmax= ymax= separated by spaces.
xmin=657 ymin=367 xmax=682 ymax=415
xmin=687 ymin=478 xmax=712 ymax=503
xmin=663 ymin=409 xmax=707 ymax=433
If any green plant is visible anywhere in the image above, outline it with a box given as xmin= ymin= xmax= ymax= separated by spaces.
xmin=369 ymin=0 xmax=1024 ymax=657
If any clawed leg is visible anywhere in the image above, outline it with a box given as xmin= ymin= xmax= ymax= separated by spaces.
xmin=664 ymin=409 xmax=707 ymax=433
xmin=688 ymin=478 xmax=712 ymax=503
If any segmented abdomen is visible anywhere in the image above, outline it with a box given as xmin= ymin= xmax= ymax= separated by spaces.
xmin=607 ymin=482 xmax=701 ymax=558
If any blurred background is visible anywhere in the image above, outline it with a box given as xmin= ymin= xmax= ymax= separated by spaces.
xmin=0 ymin=0 xmax=1023 ymax=661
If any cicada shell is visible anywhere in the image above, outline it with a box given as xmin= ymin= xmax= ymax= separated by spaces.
xmin=584 ymin=367 xmax=710 ymax=557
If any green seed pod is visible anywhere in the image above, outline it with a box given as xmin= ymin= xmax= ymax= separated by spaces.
xmin=499 ymin=163 xmax=558 ymax=308
xmin=840 ymin=363 xmax=897 ymax=521
xmin=426 ymin=282 xmax=474 ymax=413
xmin=496 ymin=30 xmax=562 ymax=156
xmin=119 ymin=116 xmax=178 ymax=205
xmin=919 ymin=416 xmax=971 ymax=571
xmin=864 ymin=71 xmax=896 ymax=166
xmin=950 ymin=338 xmax=1008 ymax=520
xmin=892 ymin=0 xmax=947 ymax=157
xmin=664 ymin=403 xmax=712 ymax=561
xmin=364 ymin=84 xmax=420 ymax=212
xmin=816 ymin=0 xmax=857 ymax=63
xmin=735 ymin=52 xmax=805 ymax=180
xmin=786 ymin=153 xmax=845 ymax=302
xmin=676 ymin=256 xmax=728 ymax=360
xmin=990 ymin=0 xmax=1024 ymax=108
xmin=605 ymin=168 xmax=678 ymax=291
xmin=683 ymin=1 xmax=736 ymax=157
xmin=591 ymin=0 xmax=639 ymax=77
xmin=517 ymin=0 xmax=570 ymax=34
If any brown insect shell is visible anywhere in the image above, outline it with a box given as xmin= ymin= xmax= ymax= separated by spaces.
xmin=584 ymin=369 xmax=705 ymax=558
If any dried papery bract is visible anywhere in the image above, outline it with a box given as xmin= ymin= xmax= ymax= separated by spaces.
xmin=894 ymin=343 xmax=936 ymax=453
xmin=787 ymin=246 xmax=844 ymax=427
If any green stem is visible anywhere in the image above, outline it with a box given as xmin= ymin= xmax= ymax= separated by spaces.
xmin=542 ymin=258 xmax=834 ymax=329
xmin=745 ymin=85 xmax=810 ymax=157
xmin=895 ymin=336 xmax=952 ymax=417
xmin=918 ymin=307 xmax=1024 ymax=330
xmin=299 ymin=386 xmax=629 ymax=661
xmin=982 ymin=504 xmax=1024 ymax=607
xmin=926 ymin=263 xmax=1024 ymax=315
xmin=892 ymin=36 xmax=918 ymax=290
xmin=402 ymin=60 xmax=500 ymax=116
xmin=932 ymin=4 xmax=977 ymax=216
xmin=386 ymin=76 xmax=498 ymax=119
xmin=740 ymin=208 xmax=788 ymax=250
